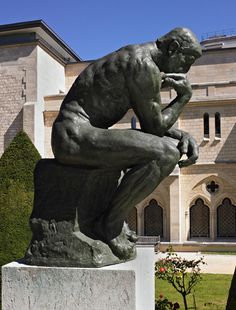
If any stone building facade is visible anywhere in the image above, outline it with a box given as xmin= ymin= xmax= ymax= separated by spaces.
xmin=0 ymin=20 xmax=80 ymax=156
xmin=1 ymin=20 xmax=236 ymax=250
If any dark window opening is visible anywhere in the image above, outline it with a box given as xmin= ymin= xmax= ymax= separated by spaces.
xmin=190 ymin=198 xmax=210 ymax=238
xmin=215 ymin=112 xmax=221 ymax=138
xmin=144 ymin=199 xmax=163 ymax=237
xmin=125 ymin=207 xmax=137 ymax=233
xmin=203 ymin=113 xmax=209 ymax=139
xmin=206 ymin=181 xmax=219 ymax=194
xmin=217 ymin=198 xmax=236 ymax=238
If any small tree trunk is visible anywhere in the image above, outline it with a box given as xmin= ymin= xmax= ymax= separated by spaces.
xmin=226 ymin=267 xmax=236 ymax=310
xmin=182 ymin=293 xmax=188 ymax=310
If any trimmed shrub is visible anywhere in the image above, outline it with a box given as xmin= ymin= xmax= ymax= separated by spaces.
xmin=0 ymin=131 xmax=41 ymax=265
xmin=0 ymin=131 xmax=40 ymax=308
xmin=0 ymin=131 xmax=41 ymax=191
xmin=0 ymin=181 xmax=33 ymax=266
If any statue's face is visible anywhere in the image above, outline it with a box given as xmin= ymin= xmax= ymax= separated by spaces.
xmin=164 ymin=44 xmax=202 ymax=73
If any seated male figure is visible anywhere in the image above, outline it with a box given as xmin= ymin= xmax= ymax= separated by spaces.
xmin=52 ymin=28 xmax=202 ymax=258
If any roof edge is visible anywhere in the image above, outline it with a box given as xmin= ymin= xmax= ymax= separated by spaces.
xmin=0 ymin=20 xmax=82 ymax=62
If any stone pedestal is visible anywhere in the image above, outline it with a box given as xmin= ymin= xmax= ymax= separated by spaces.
xmin=105 ymin=245 xmax=155 ymax=310
xmin=2 ymin=246 xmax=155 ymax=310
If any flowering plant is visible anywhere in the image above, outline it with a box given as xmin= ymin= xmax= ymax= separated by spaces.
xmin=155 ymin=247 xmax=205 ymax=310
xmin=155 ymin=294 xmax=180 ymax=310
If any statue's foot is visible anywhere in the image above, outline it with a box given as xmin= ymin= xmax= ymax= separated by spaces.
xmin=92 ymin=220 xmax=137 ymax=260
xmin=108 ymin=230 xmax=136 ymax=260
xmin=122 ymin=222 xmax=138 ymax=243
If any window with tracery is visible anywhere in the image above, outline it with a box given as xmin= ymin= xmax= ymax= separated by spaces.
xmin=190 ymin=198 xmax=210 ymax=238
xmin=217 ymin=198 xmax=236 ymax=238
xmin=206 ymin=181 xmax=219 ymax=194
xmin=144 ymin=199 xmax=163 ymax=236
xmin=125 ymin=207 xmax=137 ymax=233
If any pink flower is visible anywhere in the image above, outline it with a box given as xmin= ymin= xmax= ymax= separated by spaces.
xmin=159 ymin=267 xmax=166 ymax=272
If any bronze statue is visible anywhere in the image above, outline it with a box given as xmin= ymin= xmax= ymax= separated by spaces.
xmin=25 ymin=28 xmax=202 ymax=267
xmin=51 ymin=28 xmax=201 ymax=258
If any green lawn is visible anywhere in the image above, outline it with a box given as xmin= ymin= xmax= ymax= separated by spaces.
xmin=156 ymin=274 xmax=232 ymax=310
xmin=201 ymin=252 xmax=236 ymax=255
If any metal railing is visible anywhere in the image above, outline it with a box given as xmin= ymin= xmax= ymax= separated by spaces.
xmin=201 ymin=28 xmax=236 ymax=41
xmin=136 ymin=235 xmax=160 ymax=252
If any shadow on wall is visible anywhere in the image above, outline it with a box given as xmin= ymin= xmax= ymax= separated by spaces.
xmin=4 ymin=110 xmax=23 ymax=151
xmin=216 ymin=124 xmax=236 ymax=163
xmin=0 ymin=44 xmax=35 ymax=63
xmin=194 ymin=51 xmax=236 ymax=66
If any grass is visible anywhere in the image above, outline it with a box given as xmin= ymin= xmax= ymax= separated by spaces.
xmin=155 ymin=273 xmax=232 ymax=310
xmin=201 ymin=252 xmax=236 ymax=255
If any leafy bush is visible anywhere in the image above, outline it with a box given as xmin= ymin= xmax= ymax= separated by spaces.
xmin=155 ymin=294 xmax=180 ymax=309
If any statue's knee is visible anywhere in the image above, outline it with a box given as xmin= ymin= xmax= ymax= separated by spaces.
xmin=161 ymin=142 xmax=180 ymax=166
xmin=144 ymin=161 xmax=161 ymax=186
xmin=170 ymin=144 xmax=181 ymax=164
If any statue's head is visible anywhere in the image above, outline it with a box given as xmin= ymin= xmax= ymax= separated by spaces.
xmin=156 ymin=27 xmax=202 ymax=73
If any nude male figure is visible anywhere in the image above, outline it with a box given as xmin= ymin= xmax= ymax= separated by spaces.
xmin=52 ymin=28 xmax=202 ymax=258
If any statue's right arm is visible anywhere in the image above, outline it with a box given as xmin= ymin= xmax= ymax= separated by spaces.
xmin=161 ymin=73 xmax=192 ymax=128
xmin=130 ymin=64 xmax=192 ymax=137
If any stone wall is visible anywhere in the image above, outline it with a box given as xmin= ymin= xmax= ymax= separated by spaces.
xmin=65 ymin=62 xmax=90 ymax=91
xmin=180 ymin=102 xmax=236 ymax=163
xmin=0 ymin=44 xmax=37 ymax=156
xmin=36 ymin=46 xmax=65 ymax=156
xmin=180 ymin=163 xmax=236 ymax=241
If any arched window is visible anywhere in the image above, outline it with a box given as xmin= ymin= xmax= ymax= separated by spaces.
xmin=131 ymin=116 xmax=136 ymax=129
xmin=190 ymin=198 xmax=210 ymax=238
xmin=203 ymin=113 xmax=209 ymax=139
xmin=217 ymin=198 xmax=236 ymax=238
xmin=144 ymin=199 xmax=163 ymax=236
xmin=215 ymin=112 xmax=221 ymax=138
xmin=125 ymin=207 xmax=137 ymax=233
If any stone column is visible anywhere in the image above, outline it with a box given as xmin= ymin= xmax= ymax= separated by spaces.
xmin=184 ymin=209 xmax=190 ymax=241
xmin=211 ymin=209 xmax=217 ymax=241
xmin=169 ymin=176 xmax=181 ymax=242
xmin=136 ymin=206 xmax=143 ymax=236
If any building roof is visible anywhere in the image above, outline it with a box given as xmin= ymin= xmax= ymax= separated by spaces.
xmin=201 ymin=29 xmax=236 ymax=51
xmin=0 ymin=20 xmax=82 ymax=64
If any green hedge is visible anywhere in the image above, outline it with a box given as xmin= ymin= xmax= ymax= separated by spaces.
xmin=0 ymin=181 xmax=33 ymax=266
xmin=0 ymin=131 xmax=41 ymax=191
xmin=0 ymin=131 xmax=41 ymax=266
xmin=0 ymin=131 xmax=41 ymax=308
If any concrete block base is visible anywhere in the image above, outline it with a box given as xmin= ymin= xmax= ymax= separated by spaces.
xmin=2 ymin=246 xmax=155 ymax=310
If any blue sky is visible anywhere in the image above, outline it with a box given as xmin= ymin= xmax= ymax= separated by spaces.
xmin=1 ymin=0 xmax=236 ymax=60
